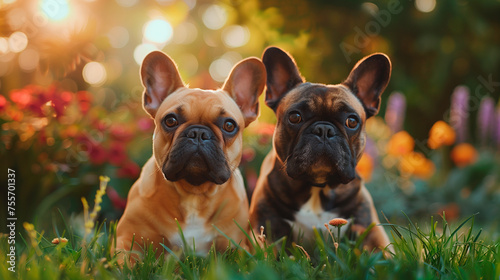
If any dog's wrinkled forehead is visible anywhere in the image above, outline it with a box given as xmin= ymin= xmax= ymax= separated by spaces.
xmin=155 ymin=88 xmax=244 ymax=125
xmin=278 ymin=83 xmax=366 ymax=120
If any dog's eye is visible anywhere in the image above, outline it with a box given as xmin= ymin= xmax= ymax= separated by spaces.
xmin=164 ymin=115 xmax=178 ymax=128
xmin=223 ymin=120 xmax=236 ymax=132
xmin=345 ymin=116 xmax=359 ymax=129
xmin=288 ymin=112 xmax=302 ymax=124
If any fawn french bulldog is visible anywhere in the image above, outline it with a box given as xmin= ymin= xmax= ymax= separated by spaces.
xmin=249 ymin=47 xmax=391 ymax=252
xmin=115 ymin=51 xmax=265 ymax=260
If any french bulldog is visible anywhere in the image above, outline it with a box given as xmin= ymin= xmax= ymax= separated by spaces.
xmin=249 ymin=47 xmax=391 ymax=252
xmin=115 ymin=51 xmax=265 ymax=261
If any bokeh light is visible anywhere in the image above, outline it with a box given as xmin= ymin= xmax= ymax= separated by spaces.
xmin=177 ymin=53 xmax=198 ymax=76
xmin=83 ymin=62 xmax=107 ymax=86
xmin=40 ymin=0 xmax=70 ymax=21
xmin=415 ymin=0 xmax=436 ymax=13
xmin=209 ymin=52 xmax=242 ymax=82
xmin=104 ymin=58 xmax=124 ymax=82
xmin=361 ymin=2 xmax=379 ymax=16
xmin=107 ymin=26 xmax=129 ymax=49
xmin=173 ymin=21 xmax=198 ymax=44
xmin=115 ymin=0 xmax=138 ymax=8
xmin=8 ymin=32 xmax=28 ymax=53
xmin=222 ymin=25 xmax=250 ymax=48
xmin=183 ymin=0 xmax=196 ymax=10
xmin=156 ymin=0 xmax=175 ymax=5
xmin=143 ymin=19 xmax=173 ymax=44
xmin=133 ymin=43 xmax=158 ymax=65
xmin=18 ymin=49 xmax=40 ymax=72
xmin=202 ymin=4 xmax=227 ymax=30
xmin=0 ymin=38 xmax=9 ymax=54
xmin=209 ymin=58 xmax=232 ymax=82
xmin=6 ymin=8 xmax=26 ymax=30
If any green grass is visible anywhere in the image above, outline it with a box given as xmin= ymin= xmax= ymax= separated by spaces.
xmin=1 ymin=213 xmax=499 ymax=280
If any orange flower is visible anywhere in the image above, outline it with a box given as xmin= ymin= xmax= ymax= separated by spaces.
xmin=399 ymin=152 xmax=435 ymax=179
xmin=428 ymin=121 xmax=456 ymax=149
xmin=328 ymin=218 xmax=349 ymax=227
xmin=437 ymin=203 xmax=460 ymax=221
xmin=387 ymin=131 xmax=414 ymax=156
xmin=51 ymin=237 xmax=68 ymax=244
xmin=356 ymin=153 xmax=374 ymax=182
xmin=451 ymin=143 xmax=478 ymax=168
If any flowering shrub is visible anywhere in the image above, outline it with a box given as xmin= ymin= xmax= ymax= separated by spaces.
xmin=1 ymin=84 xmax=153 ymax=224
xmin=361 ymin=88 xmax=500 ymax=225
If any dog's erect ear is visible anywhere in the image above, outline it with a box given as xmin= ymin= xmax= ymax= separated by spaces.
xmin=140 ymin=51 xmax=184 ymax=118
xmin=342 ymin=53 xmax=391 ymax=118
xmin=262 ymin=47 xmax=304 ymax=112
xmin=223 ymin=57 xmax=266 ymax=127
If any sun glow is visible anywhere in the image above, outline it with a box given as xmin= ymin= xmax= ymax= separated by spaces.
xmin=143 ymin=19 xmax=173 ymax=44
xmin=40 ymin=0 xmax=70 ymax=21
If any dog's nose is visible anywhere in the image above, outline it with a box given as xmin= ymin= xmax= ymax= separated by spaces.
xmin=185 ymin=126 xmax=212 ymax=142
xmin=312 ymin=123 xmax=335 ymax=139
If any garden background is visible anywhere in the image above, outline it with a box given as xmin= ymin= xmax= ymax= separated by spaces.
xmin=1 ymin=0 xmax=500 ymax=259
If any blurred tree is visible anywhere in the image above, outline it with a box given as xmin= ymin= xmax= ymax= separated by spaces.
xmin=258 ymin=0 xmax=500 ymax=140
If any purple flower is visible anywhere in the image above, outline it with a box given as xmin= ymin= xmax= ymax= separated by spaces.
xmin=496 ymin=109 xmax=500 ymax=148
xmin=364 ymin=137 xmax=378 ymax=161
xmin=384 ymin=92 xmax=406 ymax=133
xmin=450 ymin=86 xmax=469 ymax=143
xmin=477 ymin=97 xmax=495 ymax=146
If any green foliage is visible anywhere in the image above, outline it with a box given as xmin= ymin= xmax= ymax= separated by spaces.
xmin=1 ymin=214 xmax=498 ymax=279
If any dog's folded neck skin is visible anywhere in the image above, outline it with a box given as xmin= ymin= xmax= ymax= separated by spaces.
xmin=263 ymin=149 xmax=362 ymax=210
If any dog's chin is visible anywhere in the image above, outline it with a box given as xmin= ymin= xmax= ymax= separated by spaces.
xmin=164 ymin=161 xmax=231 ymax=186
xmin=286 ymin=158 xmax=356 ymax=187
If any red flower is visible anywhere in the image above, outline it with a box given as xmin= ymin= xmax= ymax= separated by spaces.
xmin=76 ymin=91 xmax=92 ymax=114
xmin=241 ymin=147 xmax=256 ymax=163
xmin=93 ymin=120 xmax=109 ymax=132
xmin=108 ymin=143 xmax=128 ymax=166
xmin=137 ymin=117 xmax=154 ymax=132
xmin=46 ymin=85 xmax=71 ymax=118
xmin=10 ymin=88 xmax=32 ymax=108
xmin=116 ymin=161 xmax=141 ymax=179
xmin=0 ymin=95 xmax=8 ymax=112
xmin=74 ymin=133 xmax=91 ymax=145
xmin=24 ymin=86 xmax=49 ymax=116
xmin=110 ymin=125 xmax=134 ymax=142
xmin=38 ymin=130 xmax=47 ymax=145
xmin=106 ymin=187 xmax=127 ymax=210
xmin=87 ymin=142 xmax=107 ymax=165
xmin=9 ymin=85 xmax=72 ymax=117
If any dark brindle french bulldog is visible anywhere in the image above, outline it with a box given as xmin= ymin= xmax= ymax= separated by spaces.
xmin=249 ymin=47 xmax=391 ymax=252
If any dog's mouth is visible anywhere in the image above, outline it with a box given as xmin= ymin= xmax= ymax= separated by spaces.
xmin=162 ymin=144 xmax=231 ymax=186
xmin=285 ymin=139 xmax=356 ymax=186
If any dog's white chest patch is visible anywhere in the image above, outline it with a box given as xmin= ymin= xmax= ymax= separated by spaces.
xmin=169 ymin=213 xmax=215 ymax=254
xmin=288 ymin=187 xmax=350 ymax=239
